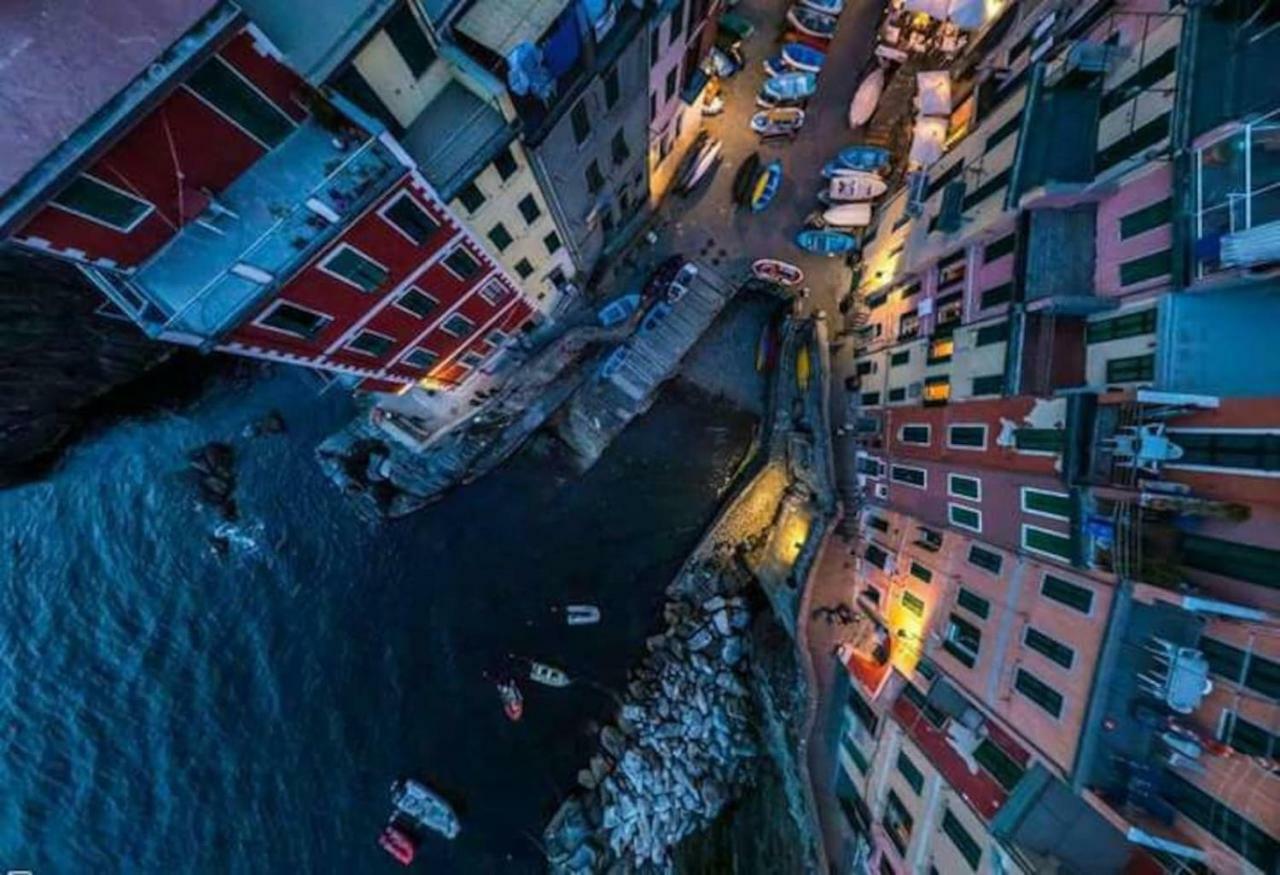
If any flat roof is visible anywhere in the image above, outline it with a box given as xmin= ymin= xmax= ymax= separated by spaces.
xmin=401 ymin=80 xmax=513 ymax=200
xmin=234 ymin=0 xmax=397 ymax=83
xmin=0 ymin=0 xmax=221 ymax=197
xmin=456 ymin=0 xmax=571 ymax=56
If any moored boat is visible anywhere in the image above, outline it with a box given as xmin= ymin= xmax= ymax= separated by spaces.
xmin=682 ymin=139 xmax=723 ymax=194
xmin=751 ymin=258 xmax=804 ymax=286
xmin=781 ymin=42 xmax=826 ymax=72
xmin=800 ymin=0 xmax=844 ymax=13
xmin=391 ymin=779 xmax=460 ymax=840
xmin=733 ymin=152 xmax=762 ymax=207
xmin=598 ymin=293 xmax=640 ymax=327
xmin=529 ymin=660 xmax=571 ymax=687
xmin=673 ymin=131 xmax=710 ymax=191
xmin=750 ymin=160 xmax=783 ymax=212
xmin=787 ymin=6 xmax=837 ymax=38
xmin=761 ymin=71 xmax=817 ymax=104
xmin=796 ymin=229 xmax=858 ymax=256
xmin=378 ymin=823 xmax=417 ymax=866
xmin=826 ymin=170 xmax=887 ymax=202
xmin=599 ymin=346 xmax=629 ymax=379
xmin=822 ymin=203 xmax=873 ymax=227
xmin=796 ymin=345 xmax=812 ymax=390
xmin=750 ymin=107 xmax=805 ymax=137
xmin=497 ymin=679 xmax=523 ymax=721
xmin=837 ymin=144 xmax=891 ymax=171
xmin=848 ymin=66 xmax=885 ymax=128
xmin=565 ymin=604 xmax=601 ymax=625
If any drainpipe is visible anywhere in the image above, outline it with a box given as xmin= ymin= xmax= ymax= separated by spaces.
xmin=1167 ymin=2 xmax=1202 ymax=293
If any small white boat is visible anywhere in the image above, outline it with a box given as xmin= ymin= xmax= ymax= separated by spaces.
xmin=848 ymin=66 xmax=885 ymax=128
xmin=565 ymin=604 xmax=601 ymax=625
xmin=751 ymin=107 xmax=806 ymax=137
xmin=787 ymin=6 xmax=838 ymax=38
xmin=827 ymin=170 xmax=887 ymax=202
xmin=822 ymin=203 xmax=873 ymax=227
xmin=529 ymin=661 xmax=571 ymax=687
xmin=391 ymin=779 xmax=460 ymax=840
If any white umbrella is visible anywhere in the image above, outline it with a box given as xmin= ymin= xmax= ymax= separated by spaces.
xmin=915 ymin=71 xmax=951 ymax=115
xmin=909 ymin=116 xmax=949 ymax=168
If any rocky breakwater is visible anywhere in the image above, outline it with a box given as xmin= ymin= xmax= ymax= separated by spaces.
xmin=545 ymin=554 xmax=760 ymax=872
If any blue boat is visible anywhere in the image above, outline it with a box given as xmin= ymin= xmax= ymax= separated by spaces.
xmin=750 ymin=160 xmax=783 ymax=213
xmin=795 ymin=229 xmax=858 ymax=256
xmin=597 ymin=293 xmax=641 ymax=327
xmin=762 ymin=71 xmax=817 ymax=103
xmin=800 ymin=0 xmax=844 ymax=13
xmin=822 ymin=160 xmax=861 ymax=179
xmin=781 ymin=42 xmax=826 ymax=73
xmin=762 ymin=55 xmax=789 ymax=78
xmin=837 ymin=145 xmax=891 ymax=172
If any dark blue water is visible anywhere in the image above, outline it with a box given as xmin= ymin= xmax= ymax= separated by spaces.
xmin=0 ymin=367 xmax=756 ymax=873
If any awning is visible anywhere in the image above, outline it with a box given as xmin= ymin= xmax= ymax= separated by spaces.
xmin=909 ymin=116 xmax=949 ymax=168
xmin=456 ymin=0 xmax=573 ymax=56
xmin=915 ymin=71 xmax=951 ymax=115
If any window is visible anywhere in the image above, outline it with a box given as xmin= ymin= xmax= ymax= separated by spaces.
xmin=514 ymin=258 xmax=534 ymax=279
xmin=258 ymin=301 xmax=331 ymax=338
xmin=650 ymin=29 xmax=660 ymax=65
xmin=944 ymin=614 xmax=981 ymax=668
xmin=975 ymin=321 xmax=1008 ymax=347
xmin=604 ymin=65 xmax=620 ymax=110
xmin=1087 ymin=308 xmax=1157 ymax=344
xmin=948 ymin=424 xmax=987 ymax=449
xmin=941 ymin=810 xmax=982 ymax=870
xmin=320 ymin=245 xmax=388 ymax=291
xmin=856 ymin=360 xmax=874 ymax=376
xmin=864 ymin=543 xmax=889 ymax=570
xmin=1119 ymin=198 xmax=1173 ymax=239
xmin=458 ymin=350 xmax=485 ymax=369
xmin=890 ymin=350 xmax=910 ymax=366
xmin=185 ymin=56 xmax=294 ymax=147
xmin=948 ymin=474 xmax=981 ymax=500
xmin=1221 ymin=712 xmax=1278 ymax=758
xmin=962 ymin=167 xmax=1010 ymax=210
xmin=909 ymin=561 xmax=933 ymax=584
xmin=1101 ymin=47 xmax=1178 ymax=115
xmin=518 ymin=194 xmax=542 ymax=224
xmin=900 ymin=425 xmax=930 ymax=445
xmin=486 ymin=328 xmax=509 ymax=347
xmin=842 ymin=733 xmax=870 ymax=775
xmin=457 ymin=182 xmax=486 ymax=214
xmin=1167 ymin=431 xmax=1280 ymax=473
xmin=1024 ymin=627 xmax=1075 ymax=669
xmin=665 ymin=66 xmax=679 ymax=102
xmin=1041 ymin=575 xmax=1093 ymax=614
xmin=669 ymin=0 xmax=686 ymax=41
xmin=491 ymin=145 xmax=518 ymax=181
xmin=402 ymin=347 xmax=439 ymax=369
xmin=1247 ymin=656 xmax=1279 ymax=701
xmin=51 ymin=175 xmax=153 ymax=231
xmin=1021 ymin=487 xmax=1071 ymax=521
xmin=395 ymin=287 xmax=439 ymax=319
xmin=1022 ymin=525 xmax=1072 ymax=561
xmin=381 ymin=193 xmax=441 ymax=245
xmin=890 ymin=465 xmax=927 ymax=488
xmin=888 ymin=387 xmax=906 ymax=402
xmin=1200 ymin=636 xmax=1247 ymax=684
xmin=478 ymin=282 xmax=505 ymax=305
xmin=1097 ymin=111 xmax=1170 ymax=172
xmin=980 ymin=282 xmax=1013 ymax=308
xmin=866 ymin=514 xmax=889 ymax=533
xmin=927 ymin=337 xmax=953 ymax=364
xmin=1164 ymin=772 xmax=1278 ymax=870
xmin=924 ymin=374 xmax=951 ymax=404
xmin=440 ymin=313 xmax=475 ymax=338
xmin=586 ymin=160 xmax=605 ymax=193
xmin=902 ymin=590 xmax=925 ymax=617
xmin=611 ymin=129 xmax=630 ymax=165
xmin=1014 ymin=668 xmax=1063 ymax=717
xmin=544 ymin=231 xmax=562 ymax=255
xmin=971 ymin=374 xmax=1004 ymax=396
xmin=897 ymin=750 xmax=924 ymax=794
xmin=1106 ymin=353 xmax=1155 ymax=383
xmin=384 ymin=3 xmax=437 ymax=77
xmin=949 ymin=503 xmax=982 ymax=532
xmin=443 ymin=247 xmax=480 ymax=279
xmin=487 ymin=222 xmax=513 ymax=251
xmin=347 ymin=330 xmax=394 ymax=357
xmin=902 ymin=681 xmax=947 ymax=727
xmin=974 ymin=739 xmax=1024 ymax=791
xmin=1119 ymin=249 xmax=1172 ymax=286
xmin=1180 ymin=534 xmax=1280 ymax=589
xmin=967 ymin=544 xmax=1002 ymax=575
xmin=1014 ymin=428 xmax=1064 ymax=453
xmin=571 ymin=99 xmax=591 ymax=145
xmin=862 ymin=391 xmax=881 ymax=406
xmin=983 ymin=233 xmax=1016 ymax=262
xmin=956 ymin=587 xmax=990 ymax=619
xmin=882 ymin=791 xmax=914 ymax=856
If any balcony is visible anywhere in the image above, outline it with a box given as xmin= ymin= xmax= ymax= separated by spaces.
xmin=122 ymin=115 xmax=402 ymax=342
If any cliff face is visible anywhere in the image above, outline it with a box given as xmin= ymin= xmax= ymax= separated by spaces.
xmin=0 ymin=249 xmax=218 ymax=486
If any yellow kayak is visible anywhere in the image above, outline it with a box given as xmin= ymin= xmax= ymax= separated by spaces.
xmin=796 ymin=345 xmax=811 ymax=390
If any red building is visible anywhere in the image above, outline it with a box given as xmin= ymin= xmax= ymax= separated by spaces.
xmin=0 ymin=1 xmax=535 ymax=395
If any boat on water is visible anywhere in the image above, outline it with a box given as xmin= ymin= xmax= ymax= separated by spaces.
xmin=378 ymin=823 xmax=417 ymax=866
xmin=796 ymin=345 xmax=812 ymax=390
xmin=822 ymin=203 xmax=873 ymax=227
xmin=799 ymin=0 xmax=844 ymax=14
xmin=529 ymin=660 xmax=571 ymax=687
xmin=826 ymin=171 xmax=887 ymax=202
xmin=787 ymin=6 xmax=837 ymax=38
xmin=848 ymin=66 xmax=885 ymax=128
xmin=750 ymin=160 xmax=783 ymax=212
xmin=761 ymin=71 xmax=817 ymax=104
xmin=598 ymin=293 xmax=640 ymax=327
xmin=732 ymin=152 xmax=761 ymax=207
xmin=750 ymin=107 xmax=805 ymax=137
xmin=565 ymin=604 xmax=601 ymax=625
xmin=682 ymin=140 xmax=723 ymax=194
xmin=781 ymin=42 xmax=826 ymax=73
xmin=496 ymin=678 xmax=524 ymax=721
xmin=837 ymin=144 xmax=891 ymax=171
xmin=391 ymin=778 xmax=460 ymax=840
xmin=751 ymin=258 xmax=804 ymax=286
xmin=796 ymin=229 xmax=858 ymax=256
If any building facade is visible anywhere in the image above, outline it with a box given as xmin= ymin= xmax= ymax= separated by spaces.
xmin=824 ymin=1 xmax=1280 ymax=873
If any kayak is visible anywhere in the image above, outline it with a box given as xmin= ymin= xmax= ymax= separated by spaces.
xmin=822 ymin=203 xmax=873 ymax=227
xmin=849 ymin=67 xmax=885 ymax=128
xmin=782 ymin=42 xmax=827 ymax=73
xmin=787 ymin=6 xmax=837 ymax=38
xmin=751 ymin=258 xmax=804 ymax=286
xmin=797 ymin=346 xmax=812 ymax=390
xmin=751 ymin=107 xmax=806 ymax=136
xmin=762 ymin=71 xmax=817 ymax=104
xmin=682 ymin=139 xmax=723 ymax=194
xmin=827 ymin=171 xmax=887 ymax=201
xmin=733 ymin=152 xmax=762 ymax=206
xmin=838 ymin=145 xmax=891 ymax=171
xmin=750 ymin=160 xmax=783 ymax=212
xmin=796 ymin=229 xmax=858 ymax=255
xmin=673 ymin=131 xmax=710 ymax=191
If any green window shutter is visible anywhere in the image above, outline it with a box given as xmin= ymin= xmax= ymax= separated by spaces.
xmin=1014 ymin=428 xmax=1064 ymax=452
xmin=861 ymin=391 xmax=881 ymax=406
xmin=941 ymin=810 xmax=983 ymax=870
xmin=983 ymin=232 xmax=1016 ymax=261
xmin=890 ymin=350 xmax=911 ymax=366
xmin=956 ymin=587 xmax=990 ymax=619
xmin=897 ymin=751 xmax=925 ymax=794
xmin=325 ymin=248 xmax=388 ymax=291
xmin=1097 ymin=111 xmax=1170 ymax=172
xmin=1106 ymin=353 xmax=1155 ymax=383
xmin=1224 ymin=713 xmax=1277 ymax=757
xmin=949 ymin=425 xmax=986 ymax=447
xmin=841 ymin=733 xmax=870 ymax=774
xmin=902 ymin=591 xmax=925 ymax=617
xmin=984 ymin=114 xmax=1021 ymax=154
xmin=909 ymin=561 xmax=933 ymax=583
xmin=1014 ymin=668 xmax=1063 ymax=717
xmin=975 ymin=321 xmax=1008 ymax=346
xmin=1180 ymin=534 xmax=1280 ymax=589
xmin=1118 ymin=249 xmax=1172 ymax=286
xmin=1041 ymin=574 xmax=1093 ymax=613
xmin=1245 ymin=655 xmax=1280 ymax=700
xmin=971 ymin=374 xmax=1005 ymax=396
xmin=1024 ymin=627 xmax=1075 ymax=668
xmin=980 ymin=282 xmax=1014 ymax=308
xmin=888 ymin=387 xmax=907 ymax=402
xmin=864 ymin=543 xmax=889 ymax=569
xmin=444 ymin=248 xmax=480 ymax=279
xmin=186 ymin=56 xmax=294 ymax=148
xmin=1023 ymin=526 xmax=1073 ymax=561
xmin=950 ymin=505 xmax=981 ymax=530
xmin=974 ymin=739 xmax=1025 ymax=791
xmin=963 ymin=168 xmax=1011 ymax=211
xmin=944 ymin=614 xmax=981 ymax=667
xmin=1119 ymin=198 xmax=1173 ymax=239
xmin=949 ymin=475 xmax=980 ymax=499
xmin=901 ymin=426 xmax=930 ymax=444
xmin=967 ymin=545 xmax=1002 ymax=574
xmin=1200 ymin=636 xmax=1247 ymax=683
xmin=1086 ymin=308 xmax=1157 ymax=343
xmin=52 ymin=175 xmax=152 ymax=230
xmin=1163 ymin=772 xmax=1279 ymax=870
xmin=384 ymin=4 xmax=437 ymax=77
xmin=385 ymin=196 xmax=441 ymax=245
xmin=1023 ymin=488 xmax=1072 ymax=518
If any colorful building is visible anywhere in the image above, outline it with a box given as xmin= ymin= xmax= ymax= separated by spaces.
xmin=823 ymin=0 xmax=1280 ymax=873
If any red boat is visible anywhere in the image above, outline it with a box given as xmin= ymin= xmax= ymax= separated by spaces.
xmin=498 ymin=679 xmax=524 ymax=721
xmin=378 ymin=823 xmax=418 ymax=866
xmin=751 ymin=258 xmax=805 ymax=286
